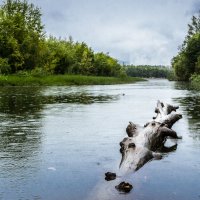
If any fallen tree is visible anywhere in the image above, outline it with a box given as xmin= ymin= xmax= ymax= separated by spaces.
xmin=119 ymin=101 xmax=182 ymax=172
xmin=153 ymin=100 xmax=182 ymax=128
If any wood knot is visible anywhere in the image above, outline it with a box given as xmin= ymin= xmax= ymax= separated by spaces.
xmin=128 ymin=143 xmax=136 ymax=148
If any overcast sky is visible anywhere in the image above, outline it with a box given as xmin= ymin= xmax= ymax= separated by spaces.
xmin=3 ymin=0 xmax=200 ymax=65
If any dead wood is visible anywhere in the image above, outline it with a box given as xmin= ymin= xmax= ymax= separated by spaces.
xmin=120 ymin=101 xmax=182 ymax=172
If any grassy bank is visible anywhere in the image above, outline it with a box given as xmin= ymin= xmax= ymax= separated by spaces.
xmin=0 ymin=75 xmax=145 ymax=86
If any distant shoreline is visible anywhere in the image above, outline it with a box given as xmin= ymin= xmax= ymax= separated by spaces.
xmin=0 ymin=75 xmax=145 ymax=86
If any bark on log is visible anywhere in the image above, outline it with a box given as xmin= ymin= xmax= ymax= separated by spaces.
xmin=120 ymin=101 xmax=182 ymax=172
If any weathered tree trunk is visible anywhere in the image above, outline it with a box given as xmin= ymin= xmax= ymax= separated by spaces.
xmin=120 ymin=101 xmax=182 ymax=172
xmin=153 ymin=100 xmax=182 ymax=128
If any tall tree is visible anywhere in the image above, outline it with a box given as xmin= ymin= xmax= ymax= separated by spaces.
xmin=172 ymin=12 xmax=200 ymax=80
xmin=182 ymin=11 xmax=200 ymax=49
xmin=0 ymin=0 xmax=45 ymax=72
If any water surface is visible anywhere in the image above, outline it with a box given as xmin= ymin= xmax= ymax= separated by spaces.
xmin=0 ymin=80 xmax=199 ymax=200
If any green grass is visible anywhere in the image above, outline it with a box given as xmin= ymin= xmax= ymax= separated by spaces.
xmin=0 ymin=74 xmax=145 ymax=86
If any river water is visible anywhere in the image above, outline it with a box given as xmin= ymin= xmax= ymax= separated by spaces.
xmin=0 ymin=79 xmax=199 ymax=200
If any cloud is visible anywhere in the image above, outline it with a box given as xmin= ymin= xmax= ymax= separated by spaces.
xmin=1 ymin=0 xmax=199 ymax=65
xmin=188 ymin=0 xmax=200 ymax=15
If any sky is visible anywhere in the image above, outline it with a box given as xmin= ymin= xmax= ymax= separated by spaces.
xmin=3 ymin=0 xmax=200 ymax=65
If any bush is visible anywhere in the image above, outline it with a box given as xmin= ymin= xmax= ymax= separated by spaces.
xmin=30 ymin=67 xmax=50 ymax=77
xmin=0 ymin=58 xmax=11 ymax=74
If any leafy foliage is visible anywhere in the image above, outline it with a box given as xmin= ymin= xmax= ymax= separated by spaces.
xmin=0 ymin=57 xmax=10 ymax=74
xmin=172 ymin=12 xmax=200 ymax=81
xmin=42 ymin=36 xmax=122 ymax=76
xmin=0 ymin=0 xmax=124 ymax=78
xmin=125 ymin=65 xmax=171 ymax=78
xmin=0 ymin=0 xmax=45 ymax=72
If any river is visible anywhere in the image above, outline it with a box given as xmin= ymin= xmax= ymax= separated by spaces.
xmin=0 ymin=79 xmax=199 ymax=200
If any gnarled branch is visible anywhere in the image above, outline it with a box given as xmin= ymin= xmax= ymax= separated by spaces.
xmin=120 ymin=101 xmax=182 ymax=172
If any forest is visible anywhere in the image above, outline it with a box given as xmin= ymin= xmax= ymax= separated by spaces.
xmin=0 ymin=0 xmax=125 ymax=78
xmin=172 ymin=12 xmax=200 ymax=84
xmin=125 ymin=65 xmax=171 ymax=78
xmin=0 ymin=0 xmax=174 ymax=82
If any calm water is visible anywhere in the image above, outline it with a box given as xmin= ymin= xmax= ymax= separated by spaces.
xmin=0 ymin=79 xmax=199 ymax=200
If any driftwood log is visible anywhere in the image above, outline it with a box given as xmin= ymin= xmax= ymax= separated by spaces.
xmin=119 ymin=101 xmax=182 ymax=172
xmin=153 ymin=100 xmax=182 ymax=128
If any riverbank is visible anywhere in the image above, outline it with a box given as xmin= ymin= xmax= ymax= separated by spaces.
xmin=0 ymin=75 xmax=145 ymax=86
xmin=190 ymin=74 xmax=200 ymax=89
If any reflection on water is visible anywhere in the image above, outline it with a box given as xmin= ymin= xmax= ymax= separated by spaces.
xmin=0 ymin=87 xmax=42 ymax=159
xmin=0 ymin=81 xmax=199 ymax=200
xmin=0 ymin=86 xmax=117 ymax=156
xmin=0 ymin=87 xmax=43 ymax=194
xmin=157 ymin=143 xmax=178 ymax=153
xmin=0 ymin=86 xmax=117 ymax=200
xmin=174 ymin=81 xmax=200 ymax=91
xmin=173 ymin=82 xmax=200 ymax=139
xmin=175 ymin=95 xmax=200 ymax=139
xmin=43 ymin=92 xmax=117 ymax=104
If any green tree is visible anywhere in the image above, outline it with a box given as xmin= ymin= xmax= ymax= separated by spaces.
xmin=0 ymin=0 xmax=125 ymax=78
xmin=172 ymin=54 xmax=190 ymax=80
xmin=172 ymin=12 xmax=200 ymax=81
xmin=94 ymin=53 xmax=121 ymax=76
xmin=125 ymin=65 xmax=170 ymax=78
xmin=0 ymin=0 xmax=45 ymax=72
xmin=172 ymin=33 xmax=200 ymax=80
xmin=186 ymin=12 xmax=200 ymax=42
xmin=71 ymin=42 xmax=94 ymax=75
xmin=195 ymin=55 xmax=200 ymax=73
xmin=44 ymin=36 xmax=75 ymax=74
xmin=0 ymin=57 xmax=10 ymax=74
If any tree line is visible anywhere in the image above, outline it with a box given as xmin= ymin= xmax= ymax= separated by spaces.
xmin=0 ymin=0 xmax=124 ymax=77
xmin=125 ymin=65 xmax=171 ymax=78
xmin=172 ymin=12 xmax=200 ymax=81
